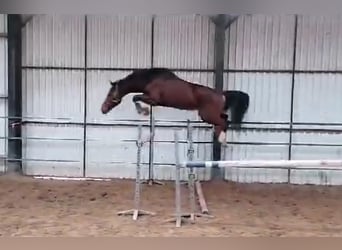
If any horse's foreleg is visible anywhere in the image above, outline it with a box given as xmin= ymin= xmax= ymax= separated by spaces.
xmin=132 ymin=94 xmax=158 ymax=116
xmin=132 ymin=96 xmax=148 ymax=115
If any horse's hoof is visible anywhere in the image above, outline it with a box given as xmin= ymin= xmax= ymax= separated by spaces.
xmin=218 ymin=131 xmax=226 ymax=144
xmin=141 ymin=108 xmax=150 ymax=116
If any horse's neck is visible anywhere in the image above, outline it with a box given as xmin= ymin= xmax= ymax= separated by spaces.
xmin=119 ymin=79 xmax=145 ymax=97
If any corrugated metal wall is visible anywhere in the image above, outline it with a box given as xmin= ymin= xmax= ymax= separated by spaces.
xmin=223 ymin=15 xmax=295 ymax=163
xmin=225 ymin=15 xmax=295 ymax=70
xmin=86 ymin=15 xmax=215 ymax=180
xmin=85 ymin=15 xmax=152 ymax=179
xmin=287 ymin=16 xmax=342 ymax=185
xmin=21 ymin=15 xmax=85 ymax=176
xmin=0 ymin=14 xmax=8 ymax=173
xmin=291 ymin=15 xmax=342 ymax=167
xmin=151 ymin=15 xmax=215 ymax=180
xmin=223 ymin=14 xmax=342 ymax=185
xmin=21 ymin=14 xmax=216 ymax=180
xmin=20 ymin=14 xmax=342 ymax=183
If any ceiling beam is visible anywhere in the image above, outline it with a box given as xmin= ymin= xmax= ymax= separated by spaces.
xmin=209 ymin=14 xmax=239 ymax=30
xmin=19 ymin=14 xmax=35 ymax=27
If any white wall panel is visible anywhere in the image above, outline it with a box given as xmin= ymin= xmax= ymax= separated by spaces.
xmin=152 ymin=125 xmax=212 ymax=181
xmin=87 ymin=15 xmax=152 ymax=68
xmin=290 ymin=169 xmax=342 ymax=185
xmin=0 ymin=15 xmax=7 ymax=173
xmin=22 ymin=124 xmax=83 ymax=177
xmin=291 ymin=72 xmax=340 ymax=171
xmin=222 ymin=130 xmax=289 ymax=161
xmin=296 ymin=15 xmax=342 ymax=71
xmin=225 ymin=167 xmax=342 ymax=185
xmin=85 ymin=125 xmax=150 ymax=178
xmin=22 ymin=69 xmax=85 ymax=122
xmin=291 ymin=145 xmax=342 ymax=161
xmin=85 ymin=125 xmax=212 ymax=180
xmin=223 ymin=73 xmax=293 ymax=123
xmin=226 ymin=15 xmax=295 ymax=70
xmin=22 ymin=15 xmax=85 ymax=67
xmin=0 ymin=38 xmax=7 ymax=97
xmin=293 ymin=74 xmax=342 ymax=124
xmin=291 ymin=131 xmax=342 ymax=160
xmin=225 ymin=168 xmax=288 ymax=184
xmin=86 ymin=69 xmax=149 ymax=179
xmin=154 ymin=15 xmax=215 ymax=69
xmin=0 ymin=14 xmax=6 ymax=33
xmin=0 ymin=99 xmax=7 ymax=159
xmin=222 ymin=72 xmax=292 ymax=183
xmin=86 ymin=70 xmax=149 ymax=123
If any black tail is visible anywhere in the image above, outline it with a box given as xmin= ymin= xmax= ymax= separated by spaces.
xmin=222 ymin=90 xmax=250 ymax=128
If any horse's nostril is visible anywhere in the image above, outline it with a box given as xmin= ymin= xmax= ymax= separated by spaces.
xmin=101 ymin=104 xmax=107 ymax=114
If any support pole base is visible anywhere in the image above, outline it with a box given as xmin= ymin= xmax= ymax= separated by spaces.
xmin=180 ymin=181 xmax=190 ymax=186
xmin=141 ymin=179 xmax=165 ymax=186
xmin=165 ymin=214 xmax=193 ymax=228
xmin=117 ymin=209 xmax=156 ymax=221
xmin=165 ymin=212 xmax=214 ymax=227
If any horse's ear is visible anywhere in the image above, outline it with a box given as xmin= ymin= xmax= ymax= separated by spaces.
xmin=110 ymin=81 xmax=115 ymax=86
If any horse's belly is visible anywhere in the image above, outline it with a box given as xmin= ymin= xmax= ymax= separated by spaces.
xmin=159 ymin=90 xmax=197 ymax=110
xmin=147 ymin=80 xmax=199 ymax=110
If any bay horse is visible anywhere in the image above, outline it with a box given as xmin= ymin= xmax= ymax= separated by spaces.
xmin=101 ymin=68 xmax=249 ymax=145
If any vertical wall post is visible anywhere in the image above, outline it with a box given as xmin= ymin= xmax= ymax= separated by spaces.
xmin=7 ymin=14 xmax=22 ymax=173
xmin=211 ymin=14 xmax=238 ymax=179
xmin=148 ymin=15 xmax=155 ymax=183
xmin=144 ymin=15 xmax=163 ymax=186
xmin=288 ymin=14 xmax=298 ymax=183
xmin=212 ymin=15 xmax=226 ymax=164
xmin=82 ymin=15 xmax=88 ymax=177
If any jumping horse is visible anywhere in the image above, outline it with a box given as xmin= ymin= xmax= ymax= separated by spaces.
xmin=101 ymin=68 xmax=250 ymax=145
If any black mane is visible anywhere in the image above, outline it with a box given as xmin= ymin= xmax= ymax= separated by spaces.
xmin=122 ymin=67 xmax=178 ymax=84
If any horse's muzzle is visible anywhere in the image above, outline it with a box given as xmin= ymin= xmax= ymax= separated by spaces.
xmin=101 ymin=103 xmax=110 ymax=114
xmin=101 ymin=99 xmax=121 ymax=114
xmin=101 ymin=107 xmax=107 ymax=114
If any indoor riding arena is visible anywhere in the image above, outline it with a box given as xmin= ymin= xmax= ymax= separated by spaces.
xmin=1 ymin=14 xmax=342 ymax=236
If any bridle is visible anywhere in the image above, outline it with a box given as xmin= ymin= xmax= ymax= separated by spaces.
xmin=110 ymin=82 xmax=121 ymax=104
xmin=111 ymin=96 xmax=121 ymax=104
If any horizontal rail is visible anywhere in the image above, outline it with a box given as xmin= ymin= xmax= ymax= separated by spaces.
xmin=5 ymin=158 xmax=81 ymax=163
xmin=224 ymin=69 xmax=342 ymax=74
xmin=21 ymin=65 xmax=342 ymax=74
xmin=21 ymin=65 xmax=216 ymax=73
xmin=34 ymin=176 xmax=113 ymax=181
xmin=3 ymin=136 xmax=342 ymax=147
xmin=182 ymin=160 xmax=342 ymax=171
xmin=13 ymin=123 xmax=342 ymax=135
xmin=3 ymin=115 xmax=342 ymax=127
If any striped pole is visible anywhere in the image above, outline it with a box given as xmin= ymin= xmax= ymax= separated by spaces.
xmin=181 ymin=159 xmax=342 ymax=171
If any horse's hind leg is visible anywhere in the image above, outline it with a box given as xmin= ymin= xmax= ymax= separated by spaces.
xmin=214 ymin=125 xmax=227 ymax=145
xmin=199 ymin=109 xmax=228 ymax=145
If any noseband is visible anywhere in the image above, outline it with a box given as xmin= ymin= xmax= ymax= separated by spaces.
xmin=112 ymin=98 xmax=121 ymax=104
xmin=103 ymin=96 xmax=120 ymax=110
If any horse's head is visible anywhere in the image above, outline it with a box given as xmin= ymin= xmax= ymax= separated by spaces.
xmin=101 ymin=80 xmax=122 ymax=114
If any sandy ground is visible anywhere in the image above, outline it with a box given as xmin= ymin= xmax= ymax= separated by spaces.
xmin=1 ymin=173 xmax=342 ymax=237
